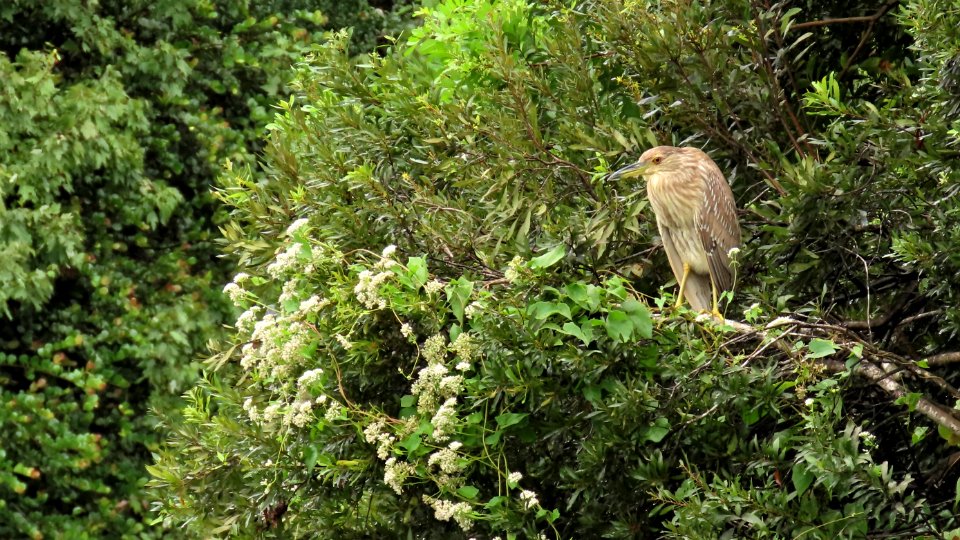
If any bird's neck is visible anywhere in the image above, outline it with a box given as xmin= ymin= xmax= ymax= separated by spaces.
xmin=646 ymin=171 xmax=704 ymax=227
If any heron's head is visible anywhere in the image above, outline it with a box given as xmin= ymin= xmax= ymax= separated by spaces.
xmin=608 ymin=146 xmax=687 ymax=181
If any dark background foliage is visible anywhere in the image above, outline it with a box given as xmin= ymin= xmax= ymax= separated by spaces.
xmin=0 ymin=1 xmax=411 ymax=538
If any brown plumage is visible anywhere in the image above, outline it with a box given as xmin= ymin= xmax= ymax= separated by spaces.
xmin=609 ymin=146 xmax=741 ymax=314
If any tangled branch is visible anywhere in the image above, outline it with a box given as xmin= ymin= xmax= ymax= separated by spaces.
xmin=714 ymin=315 xmax=960 ymax=437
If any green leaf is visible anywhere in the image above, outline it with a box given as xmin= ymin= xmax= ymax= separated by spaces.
xmin=911 ymin=425 xmax=928 ymax=445
xmin=528 ymin=301 xmax=572 ymax=320
xmin=638 ymin=417 xmax=670 ymax=443
xmin=457 ymin=485 xmax=479 ymax=499
xmin=400 ymin=395 xmax=416 ymax=408
xmin=407 ymin=257 xmax=429 ymax=289
xmin=742 ymin=408 xmax=761 ymax=426
xmin=806 ymin=338 xmax=838 ymax=359
xmin=621 ymin=298 xmax=652 ymax=339
xmin=605 ymin=310 xmax=633 ymax=343
xmin=895 ymin=392 xmax=922 ymax=412
xmin=495 ymin=412 xmax=528 ymax=428
xmin=780 ymin=7 xmax=802 ymax=33
xmin=604 ymin=276 xmax=628 ymax=300
xmin=485 ymin=496 xmax=506 ymax=509
xmin=399 ymin=433 xmax=422 ymax=453
xmin=529 ymin=245 xmax=565 ymax=269
xmin=558 ymin=321 xmax=594 ymax=346
xmin=565 ymin=282 xmax=602 ymax=312
xmin=582 ymin=384 xmax=602 ymax=404
xmin=792 ymin=464 xmax=814 ymax=496
xmin=445 ymin=277 xmax=474 ymax=324
xmin=303 ymin=445 xmax=319 ymax=473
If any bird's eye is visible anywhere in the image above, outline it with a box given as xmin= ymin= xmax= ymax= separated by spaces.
xmin=652 ymin=156 xmax=663 ymax=164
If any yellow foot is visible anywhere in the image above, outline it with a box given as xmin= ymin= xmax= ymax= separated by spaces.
xmin=675 ymin=263 xmax=691 ymax=309
xmin=711 ymin=309 xmax=724 ymax=322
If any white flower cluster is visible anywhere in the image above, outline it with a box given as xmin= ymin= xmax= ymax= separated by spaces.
xmin=363 ymin=418 xmax=396 ymax=460
xmin=427 ymin=442 xmax=463 ymax=474
xmin=285 ymin=217 xmax=310 ymax=236
xmin=267 ymin=243 xmax=303 ymax=278
xmin=507 ymin=471 xmax=523 ymax=486
xmin=278 ymin=279 xmax=300 ymax=305
xmin=243 ymin=313 xmax=312 ymax=377
xmin=242 ymin=397 xmax=259 ymax=423
xmin=449 ymin=332 xmax=478 ymax=371
xmin=423 ymin=334 xmax=447 ymax=364
xmin=235 ymin=306 xmax=261 ymax=334
xmin=424 ymin=279 xmax=445 ymax=295
xmin=464 ymin=301 xmax=483 ymax=319
xmin=430 ymin=397 xmax=459 ymax=442
xmin=519 ymin=489 xmax=539 ymax=510
xmin=504 ymin=255 xmax=524 ymax=283
xmin=297 ymin=368 xmax=324 ymax=394
xmin=411 ymin=363 xmax=463 ymax=415
xmin=354 ymin=269 xmax=392 ymax=309
xmin=324 ymin=400 xmax=344 ymax=421
xmin=283 ymin=399 xmax=314 ymax=428
xmin=276 ymin=322 xmax=310 ymax=375
xmin=410 ymin=334 xmax=464 ymax=437
xmin=222 ymin=282 xmax=246 ymax=306
xmin=423 ymin=495 xmax=474 ymax=531
xmin=263 ymin=402 xmax=283 ymax=424
xmin=383 ymin=457 xmax=415 ymax=494
xmin=335 ymin=333 xmax=353 ymax=350
xmin=400 ymin=323 xmax=414 ymax=339
xmin=298 ymin=295 xmax=329 ymax=315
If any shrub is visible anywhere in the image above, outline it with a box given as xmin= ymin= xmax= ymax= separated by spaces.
xmin=151 ymin=0 xmax=960 ymax=537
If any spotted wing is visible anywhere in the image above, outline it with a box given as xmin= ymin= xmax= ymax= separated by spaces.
xmin=696 ymin=162 xmax=741 ymax=294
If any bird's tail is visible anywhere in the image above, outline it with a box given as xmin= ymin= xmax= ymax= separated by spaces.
xmin=683 ymin=273 xmax=713 ymax=312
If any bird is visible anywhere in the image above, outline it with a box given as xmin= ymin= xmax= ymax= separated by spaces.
xmin=609 ymin=146 xmax=741 ymax=318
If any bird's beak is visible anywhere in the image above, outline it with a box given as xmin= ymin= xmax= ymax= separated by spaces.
xmin=608 ymin=161 xmax=648 ymax=181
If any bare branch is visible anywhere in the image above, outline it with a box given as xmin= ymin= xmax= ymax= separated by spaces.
xmin=709 ymin=315 xmax=960 ymax=437
xmin=790 ymin=16 xmax=878 ymax=31
xmin=789 ymin=0 xmax=900 ymax=32
xmin=822 ymin=360 xmax=960 ymax=436
xmin=926 ymin=352 xmax=960 ymax=367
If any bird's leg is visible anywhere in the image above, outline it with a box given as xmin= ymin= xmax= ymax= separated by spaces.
xmin=674 ymin=262 xmax=691 ymax=309
xmin=710 ymin=281 xmax=724 ymax=321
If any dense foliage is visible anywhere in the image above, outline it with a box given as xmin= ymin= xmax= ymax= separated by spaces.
xmin=147 ymin=0 xmax=960 ymax=537
xmin=0 ymin=1 xmax=411 ymax=538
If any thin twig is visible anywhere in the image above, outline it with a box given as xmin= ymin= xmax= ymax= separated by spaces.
xmin=790 ymin=16 xmax=880 ymax=31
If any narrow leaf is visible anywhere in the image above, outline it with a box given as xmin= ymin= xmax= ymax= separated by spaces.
xmin=529 ymin=245 xmax=565 ymax=269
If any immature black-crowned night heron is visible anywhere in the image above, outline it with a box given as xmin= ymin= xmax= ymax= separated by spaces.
xmin=610 ymin=146 xmax=741 ymax=317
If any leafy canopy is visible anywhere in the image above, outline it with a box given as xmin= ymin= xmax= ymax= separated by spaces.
xmin=152 ymin=0 xmax=960 ymax=538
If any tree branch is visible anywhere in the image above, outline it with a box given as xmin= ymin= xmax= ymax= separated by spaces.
xmin=926 ymin=352 xmax=960 ymax=367
xmin=822 ymin=359 xmax=960 ymax=436
xmin=789 ymin=0 xmax=900 ymax=32
xmin=713 ymin=315 xmax=960 ymax=437
xmin=842 ymin=280 xmax=917 ymax=331
xmin=790 ymin=16 xmax=879 ymax=31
